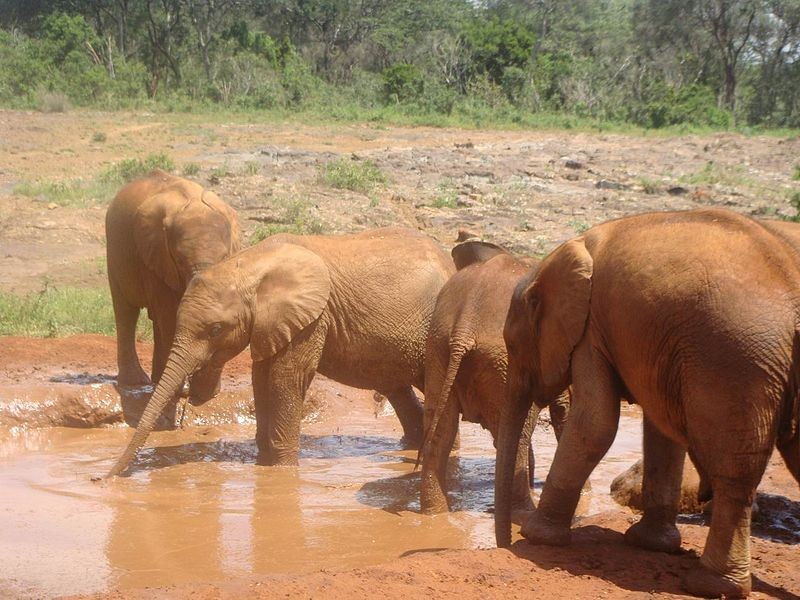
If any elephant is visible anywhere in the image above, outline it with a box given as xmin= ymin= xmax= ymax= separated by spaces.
xmin=420 ymin=240 xmax=569 ymax=514
xmin=105 ymin=227 xmax=455 ymax=477
xmin=105 ymin=169 xmax=241 ymax=427
xmin=495 ymin=208 xmax=800 ymax=598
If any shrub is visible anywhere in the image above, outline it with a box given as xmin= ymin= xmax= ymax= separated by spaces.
xmin=100 ymin=152 xmax=175 ymax=183
xmin=383 ymin=63 xmax=424 ymax=103
xmin=36 ymin=90 xmax=69 ymax=112
xmin=318 ymin=158 xmax=386 ymax=193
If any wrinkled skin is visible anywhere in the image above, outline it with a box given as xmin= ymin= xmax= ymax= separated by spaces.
xmin=106 ymin=227 xmax=454 ymax=477
xmin=420 ymin=241 xmax=569 ymax=514
xmin=106 ymin=169 xmax=241 ymax=428
xmin=495 ymin=208 xmax=800 ymax=598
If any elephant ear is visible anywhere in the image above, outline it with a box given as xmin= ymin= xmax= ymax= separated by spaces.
xmin=250 ymin=244 xmax=331 ymax=361
xmin=525 ymin=238 xmax=593 ymax=387
xmin=200 ymin=189 xmax=242 ymax=254
xmin=451 ymin=240 xmax=508 ymax=270
xmin=134 ymin=194 xmax=182 ymax=292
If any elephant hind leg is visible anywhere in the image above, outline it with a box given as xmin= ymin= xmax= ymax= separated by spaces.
xmin=384 ymin=386 xmax=424 ymax=449
xmin=624 ymin=416 xmax=684 ymax=553
xmin=419 ymin=397 xmax=459 ymax=514
xmin=777 ymin=423 xmax=800 ymax=486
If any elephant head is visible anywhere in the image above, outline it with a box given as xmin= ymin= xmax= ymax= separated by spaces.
xmin=134 ymin=174 xmax=241 ymax=292
xmin=106 ymin=242 xmax=331 ymax=477
xmin=494 ymin=238 xmax=593 ymax=547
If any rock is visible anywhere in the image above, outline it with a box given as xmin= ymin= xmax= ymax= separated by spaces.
xmin=456 ymin=229 xmax=480 ymax=242
xmin=610 ymin=455 xmax=706 ymax=513
xmin=667 ymin=186 xmax=689 ymax=196
xmin=47 ymin=202 xmax=58 ymax=210
xmin=596 ymin=179 xmax=628 ymax=191
xmin=565 ymin=159 xmax=585 ymax=169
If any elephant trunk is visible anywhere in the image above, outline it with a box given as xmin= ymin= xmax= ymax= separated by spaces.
xmin=495 ymin=377 xmax=538 ymax=548
xmin=106 ymin=345 xmax=198 ymax=478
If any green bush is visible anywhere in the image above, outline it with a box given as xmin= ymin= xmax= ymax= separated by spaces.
xmin=100 ymin=153 xmax=176 ymax=183
xmin=383 ymin=63 xmax=424 ymax=103
xmin=461 ymin=17 xmax=535 ymax=84
xmin=636 ymin=84 xmax=731 ymax=129
xmin=318 ymin=158 xmax=386 ymax=193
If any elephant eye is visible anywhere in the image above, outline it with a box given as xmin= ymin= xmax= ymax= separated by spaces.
xmin=208 ymin=322 xmax=224 ymax=338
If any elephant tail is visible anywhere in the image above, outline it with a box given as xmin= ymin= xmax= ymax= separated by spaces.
xmin=415 ymin=340 xmax=473 ymax=470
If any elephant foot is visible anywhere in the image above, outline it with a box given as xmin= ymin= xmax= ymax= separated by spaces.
xmin=682 ymin=565 xmax=750 ymax=598
xmin=116 ymin=369 xmax=152 ymax=389
xmin=624 ymin=517 xmax=681 ymax=554
xmin=256 ymin=448 xmax=300 ymax=467
xmin=520 ymin=510 xmax=571 ymax=546
xmin=399 ymin=433 xmax=424 ymax=451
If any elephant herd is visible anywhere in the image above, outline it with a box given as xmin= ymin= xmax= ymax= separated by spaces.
xmin=102 ymin=169 xmax=799 ymax=598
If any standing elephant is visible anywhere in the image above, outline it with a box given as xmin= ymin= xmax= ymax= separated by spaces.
xmin=106 ymin=169 xmax=241 ymax=427
xmin=106 ymin=227 xmax=455 ymax=477
xmin=420 ymin=240 xmax=569 ymax=514
xmin=495 ymin=208 xmax=800 ymax=598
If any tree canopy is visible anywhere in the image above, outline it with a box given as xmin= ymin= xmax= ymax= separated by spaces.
xmin=0 ymin=0 xmax=798 ymax=128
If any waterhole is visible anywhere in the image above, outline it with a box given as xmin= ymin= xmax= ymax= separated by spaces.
xmin=0 ymin=388 xmax=643 ymax=598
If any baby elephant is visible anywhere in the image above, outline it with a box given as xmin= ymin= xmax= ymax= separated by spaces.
xmin=106 ymin=170 xmax=241 ymax=428
xmin=420 ymin=240 xmax=569 ymax=514
xmin=106 ymin=227 xmax=455 ymax=477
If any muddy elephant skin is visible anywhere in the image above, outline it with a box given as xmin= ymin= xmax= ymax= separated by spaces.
xmin=495 ymin=208 xmax=800 ymax=598
xmin=106 ymin=227 xmax=455 ymax=477
xmin=420 ymin=240 xmax=568 ymax=514
xmin=105 ymin=169 xmax=241 ymax=428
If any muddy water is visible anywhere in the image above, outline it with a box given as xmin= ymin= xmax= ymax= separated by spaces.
xmin=0 ymin=390 xmax=642 ymax=598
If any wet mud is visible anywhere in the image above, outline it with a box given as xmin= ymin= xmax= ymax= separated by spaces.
xmin=1 ymin=340 xmax=798 ymax=599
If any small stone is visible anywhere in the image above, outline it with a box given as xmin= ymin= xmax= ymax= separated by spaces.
xmin=47 ymin=202 xmax=58 ymax=210
xmin=596 ymin=179 xmax=628 ymax=190
xmin=667 ymin=186 xmax=689 ymax=196
xmin=565 ymin=159 xmax=585 ymax=169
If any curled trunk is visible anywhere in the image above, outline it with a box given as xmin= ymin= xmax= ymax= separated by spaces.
xmin=106 ymin=347 xmax=198 ymax=478
xmin=495 ymin=381 xmax=537 ymax=548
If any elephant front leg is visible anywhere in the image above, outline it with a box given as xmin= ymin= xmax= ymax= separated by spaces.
xmin=419 ymin=398 xmax=459 ymax=514
xmin=624 ymin=416 xmax=684 ymax=553
xmin=521 ymin=340 xmax=620 ymax=546
xmin=111 ymin=281 xmax=149 ymax=387
xmin=385 ymin=387 xmax=425 ymax=449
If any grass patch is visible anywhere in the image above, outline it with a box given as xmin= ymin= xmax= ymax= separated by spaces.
xmin=794 ymin=165 xmax=800 ymax=180
xmin=91 ymin=131 xmax=107 ymax=143
xmin=99 ymin=152 xmax=175 ymax=183
xmin=249 ymin=199 xmax=325 ymax=244
xmin=182 ymin=162 xmax=201 ymax=176
xmin=681 ymin=161 xmax=754 ymax=188
xmin=638 ymin=177 xmax=660 ymax=194
xmin=568 ymin=219 xmax=590 ymax=234
xmin=431 ymin=183 xmax=458 ymax=208
xmin=241 ymin=160 xmax=260 ymax=176
xmin=0 ymin=285 xmax=152 ymax=339
xmin=318 ymin=158 xmax=386 ymax=193
xmin=15 ymin=152 xmax=176 ymax=207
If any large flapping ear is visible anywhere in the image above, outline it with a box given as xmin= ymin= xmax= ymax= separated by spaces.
xmin=250 ymin=244 xmax=331 ymax=361
xmin=451 ymin=240 xmax=508 ymax=270
xmin=524 ymin=238 xmax=593 ymax=388
xmin=134 ymin=194 xmax=182 ymax=292
xmin=200 ymin=189 xmax=242 ymax=254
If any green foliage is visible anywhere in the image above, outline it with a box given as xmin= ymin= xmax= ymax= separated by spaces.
xmin=638 ymin=177 xmax=660 ymax=194
xmin=182 ymin=162 xmax=201 ymax=176
xmin=100 ymin=153 xmax=175 ymax=184
xmin=461 ymin=17 xmax=535 ymax=85
xmin=794 ymin=165 xmax=800 ymax=181
xmin=91 ymin=131 xmax=107 ymax=142
xmin=636 ymin=84 xmax=732 ymax=129
xmin=318 ymin=158 xmax=386 ymax=193
xmin=431 ymin=183 xmax=458 ymax=208
xmin=0 ymin=285 xmax=112 ymax=337
xmin=248 ymin=200 xmax=325 ymax=244
xmin=383 ymin=64 xmax=424 ymax=103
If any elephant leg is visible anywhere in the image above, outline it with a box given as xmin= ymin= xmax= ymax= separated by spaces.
xmin=253 ymin=320 xmax=326 ymax=466
xmin=549 ymin=389 xmax=571 ymax=441
xmin=419 ymin=397 xmax=459 ymax=514
xmin=111 ymin=280 xmax=149 ymax=387
xmin=777 ymin=428 xmax=800 ymax=486
xmin=384 ymin=386 xmax=424 ymax=449
xmin=682 ymin=480 xmax=756 ymax=598
xmin=514 ymin=406 xmax=536 ymax=511
xmin=521 ymin=339 xmax=620 ymax=546
xmin=624 ymin=417 xmax=684 ymax=553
